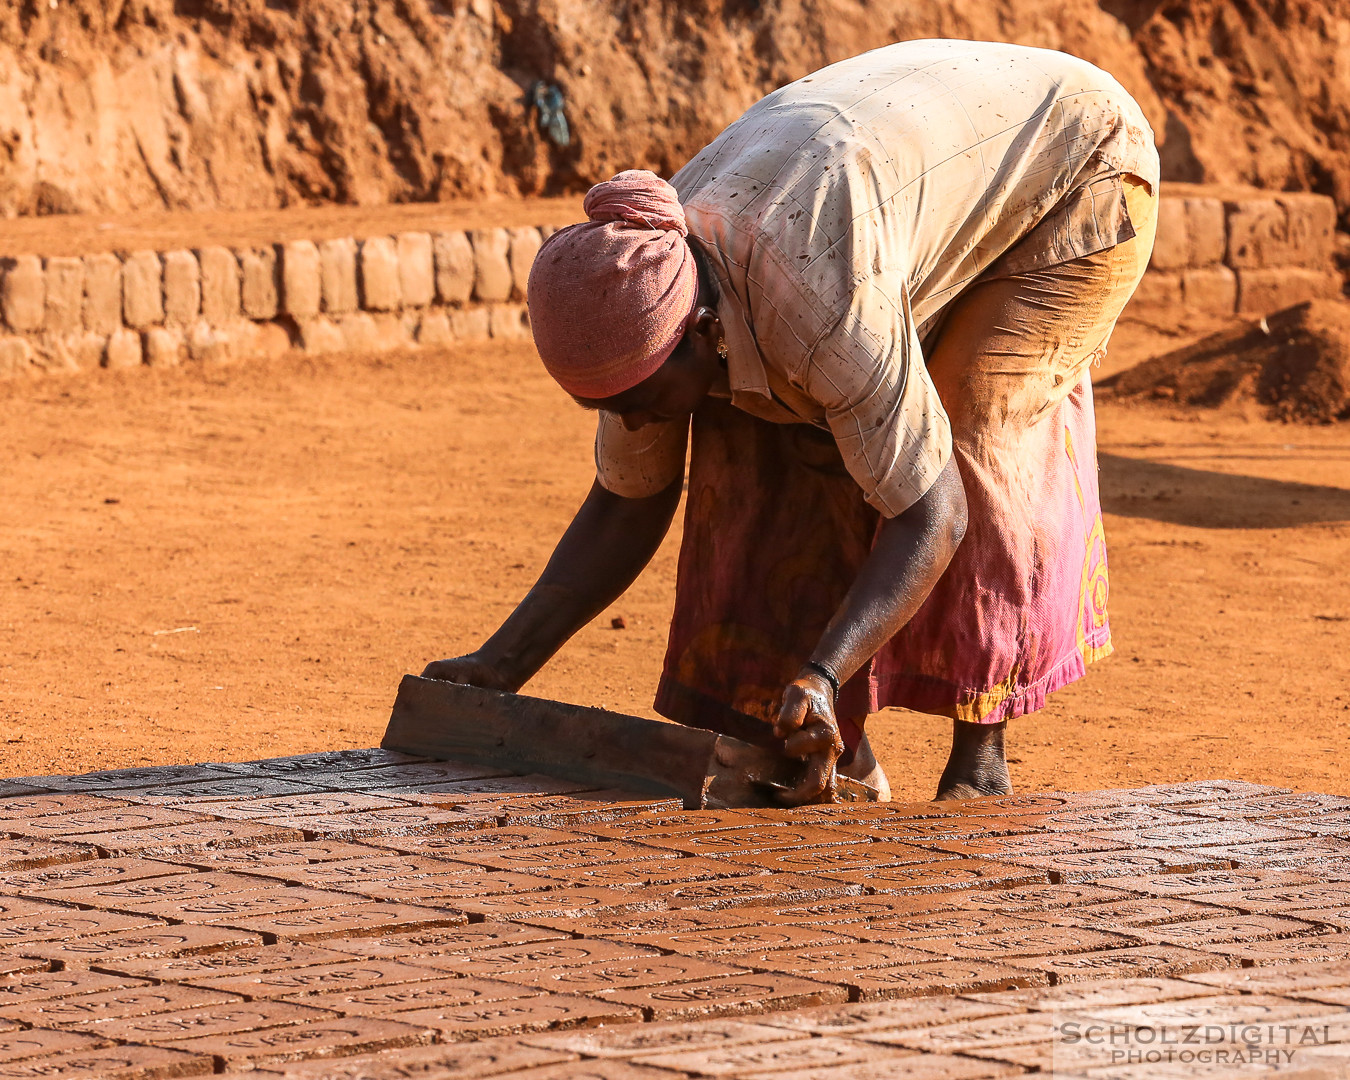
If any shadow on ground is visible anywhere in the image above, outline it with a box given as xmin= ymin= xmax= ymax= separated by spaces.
xmin=1100 ymin=452 xmax=1350 ymax=528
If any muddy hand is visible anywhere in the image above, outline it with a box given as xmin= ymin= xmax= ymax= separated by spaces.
xmin=421 ymin=652 xmax=514 ymax=692
xmin=771 ymin=671 xmax=844 ymax=805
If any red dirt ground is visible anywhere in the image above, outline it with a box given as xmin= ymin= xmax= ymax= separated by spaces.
xmin=1 ymin=311 xmax=1346 ymax=800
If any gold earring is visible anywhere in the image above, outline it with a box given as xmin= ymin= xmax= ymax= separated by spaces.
xmin=717 ymin=339 xmax=728 ymax=360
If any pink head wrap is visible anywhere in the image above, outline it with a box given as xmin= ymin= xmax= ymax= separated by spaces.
xmin=527 ymin=170 xmax=698 ymax=399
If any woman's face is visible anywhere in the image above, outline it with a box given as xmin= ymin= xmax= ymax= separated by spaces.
xmin=573 ymin=305 xmax=723 ymax=428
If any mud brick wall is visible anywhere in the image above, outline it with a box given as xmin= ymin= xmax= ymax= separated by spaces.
xmin=0 ymin=183 xmax=1341 ymax=380
xmin=1135 ymin=183 xmax=1340 ymax=317
xmin=0 ymin=225 xmax=553 ymax=378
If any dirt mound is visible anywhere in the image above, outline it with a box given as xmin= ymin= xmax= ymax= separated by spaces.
xmin=0 ymin=1 xmax=1347 ymax=227
xmin=1101 ymin=299 xmax=1350 ymax=422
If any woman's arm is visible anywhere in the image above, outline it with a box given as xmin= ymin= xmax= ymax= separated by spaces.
xmin=422 ymin=476 xmax=683 ymax=691
xmin=773 ymin=455 xmax=969 ymax=803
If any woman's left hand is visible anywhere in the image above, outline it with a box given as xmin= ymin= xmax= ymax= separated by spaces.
xmin=771 ymin=670 xmax=845 ymax=805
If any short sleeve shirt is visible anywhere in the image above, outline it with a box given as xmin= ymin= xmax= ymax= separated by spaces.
xmin=595 ymin=39 xmax=1159 ymax=516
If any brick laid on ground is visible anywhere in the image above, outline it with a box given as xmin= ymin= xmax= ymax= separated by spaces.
xmin=1 ymin=755 xmax=1349 ymax=1076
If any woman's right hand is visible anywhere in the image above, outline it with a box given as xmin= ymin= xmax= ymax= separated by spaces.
xmin=421 ymin=653 xmax=516 ymax=692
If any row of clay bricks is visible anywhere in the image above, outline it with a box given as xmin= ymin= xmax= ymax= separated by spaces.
xmin=1139 ymin=186 xmax=1341 ymax=315
xmin=0 ymin=227 xmax=547 ymax=376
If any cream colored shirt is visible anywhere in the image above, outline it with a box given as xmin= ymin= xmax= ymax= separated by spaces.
xmin=595 ymin=39 xmax=1159 ymax=516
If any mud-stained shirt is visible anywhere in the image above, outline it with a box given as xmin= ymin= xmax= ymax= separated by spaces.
xmin=593 ymin=39 xmax=1159 ymax=516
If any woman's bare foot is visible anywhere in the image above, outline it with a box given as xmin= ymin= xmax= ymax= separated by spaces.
xmin=839 ymin=733 xmax=891 ymax=802
xmin=936 ymin=719 xmax=1011 ymax=800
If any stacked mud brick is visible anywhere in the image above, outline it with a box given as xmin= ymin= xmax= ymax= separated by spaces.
xmin=1139 ymin=183 xmax=1340 ymax=317
xmin=3 ymin=755 xmax=1350 ymax=1076
xmin=0 ymin=184 xmax=1341 ymax=382
xmin=0 ymin=227 xmax=546 ymax=377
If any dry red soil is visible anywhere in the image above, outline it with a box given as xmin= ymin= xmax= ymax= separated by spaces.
xmin=0 ymin=307 xmax=1346 ymax=801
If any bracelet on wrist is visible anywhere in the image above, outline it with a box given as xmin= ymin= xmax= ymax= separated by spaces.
xmin=802 ymin=660 xmax=841 ymax=703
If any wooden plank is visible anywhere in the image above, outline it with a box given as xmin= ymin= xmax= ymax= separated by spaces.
xmin=381 ymin=676 xmax=720 ymax=807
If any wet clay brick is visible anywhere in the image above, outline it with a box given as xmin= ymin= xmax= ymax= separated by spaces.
xmin=622 ymin=924 xmax=856 ymax=957
xmin=856 ymin=818 xmax=1035 ymax=844
xmin=419 ymin=938 xmax=663 ymax=977
xmin=449 ymin=887 xmax=658 ymax=921
xmin=494 ymin=955 xmax=748 ymax=995
xmin=2 ymin=985 xmax=235 ymax=1027
xmin=824 ymin=860 xmax=1043 ymax=893
xmin=76 ymin=1000 xmax=336 ymax=1043
xmin=524 ymin=1017 xmax=799 ymax=1057
xmin=0 ymin=1030 xmax=108 ymax=1064
xmin=215 ymin=749 xmax=426 ymax=779
xmin=1128 ymin=779 xmax=1293 ymax=804
xmin=0 ymin=971 xmax=146 ymax=1008
xmin=528 ymin=908 xmax=761 ymax=940
xmin=0 ymin=795 xmax=131 ymax=820
xmin=0 ymin=898 xmax=85 ymax=924
xmin=224 ymin=902 xmax=464 ymax=941
xmin=926 ymin=793 xmax=1114 ymax=816
xmin=9 ymin=858 xmax=195 ymax=896
xmin=178 ymin=842 xmax=384 ymax=869
xmin=159 ymin=1017 xmax=432 ymax=1066
xmin=186 ymin=960 xmax=453 ymax=998
xmin=9 ymin=766 xmax=237 ymax=793
xmin=852 ymin=911 xmax=1047 ymax=943
xmin=596 ymin=972 xmax=846 ymax=1020
xmin=632 ymin=1035 xmax=911 ymax=1075
xmin=868 ymin=1012 xmax=1064 ymax=1058
xmin=1185 ymin=959 xmax=1350 ymax=994
xmin=1028 ymin=895 xmax=1237 ymax=928
xmin=902 ymin=925 xmax=1139 ymax=961
xmin=566 ymin=812 xmax=769 ymax=843
xmin=1005 ymin=943 xmax=1227 ymax=982
xmin=526 ymin=857 xmax=752 ymax=891
xmin=319 ymin=921 xmax=567 ymax=959
xmin=111 ymin=778 xmax=326 ymax=806
xmin=722 ymin=941 xmax=941 ymax=976
xmin=1002 ymin=848 xmax=1225 ymax=881
xmin=280 ymin=976 xmax=532 ymax=1016
xmin=921 ymin=833 xmax=1125 ymax=859
xmin=712 ymin=842 xmax=946 ymax=875
xmin=132 ymin=886 xmax=362 ymax=923
xmin=491 ymin=791 xmax=683 ymax=826
xmin=378 ymin=775 xmax=597 ymax=802
xmin=759 ymin=894 xmax=959 ymax=926
xmin=217 ymin=854 xmax=452 ymax=888
xmin=0 ymin=961 xmax=45 ymax=980
xmin=19 ymin=925 xmax=262 ymax=967
xmin=0 ymin=910 xmax=160 ymax=946
xmin=1204 ymin=935 xmax=1350 ymax=965
xmin=449 ymin=1062 xmax=671 ymax=1080
xmin=1131 ymin=913 xmax=1320 ymax=945
xmin=1087 ymin=819 xmax=1309 ymax=848
xmin=967 ymin=976 xmax=1214 ymax=1013
xmin=272 ymin=1040 xmax=569 ymax=1080
xmin=1183 ymin=793 xmax=1350 ymax=820
xmin=1106 ymin=868 xmax=1319 ymax=897
xmin=755 ymin=995 xmax=1014 ymax=1035
xmin=0 ymin=839 xmax=98 ymax=870
xmin=3 ymin=808 xmax=210 ymax=840
xmin=0 ymin=1043 xmax=209 ymax=1080
xmin=360 ymin=826 xmax=589 ymax=859
xmin=646 ymin=873 xmax=857 ymax=910
xmin=203 ymin=793 xmax=413 ymax=821
xmin=444 ymin=840 xmax=671 ymax=873
xmin=396 ymin=995 xmax=638 ymax=1040
xmin=634 ymin=824 xmax=856 ymax=856
xmin=332 ymin=870 xmax=556 ymax=903
xmin=1203 ymin=837 xmax=1350 ymax=865
xmin=1028 ymin=806 xmax=1197 ymax=832
xmin=37 ymin=870 xmax=275 ymax=909
xmin=261 ymin=808 xmax=487 ymax=841
xmin=106 ymin=943 xmax=354 ymax=981
xmin=1187 ymin=882 xmax=1350 ymax=914
xmin=308 ymin=761 xmax=506 ymax=789
xmin=948 ymin=882 xmax=1137 ymax=912
xmin=842 ymin=961 xmax=1045 ymax=1000
xmin=69 ymin=821 xmax=304 ymax=857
